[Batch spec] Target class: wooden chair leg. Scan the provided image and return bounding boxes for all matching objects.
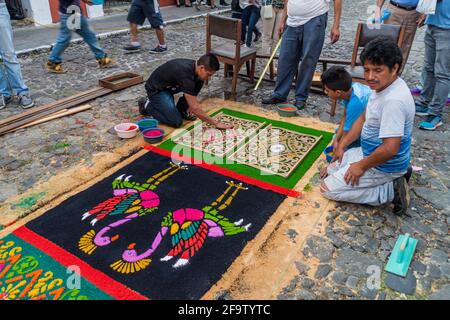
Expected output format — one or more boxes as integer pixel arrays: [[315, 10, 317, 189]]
[[224, 63, 228, 78], [330, 98, 337, 116], [246, 61, 251, 77], [231, 64, 240, 101], [250, 58, 256, 83], [269, 60, 275, 80]]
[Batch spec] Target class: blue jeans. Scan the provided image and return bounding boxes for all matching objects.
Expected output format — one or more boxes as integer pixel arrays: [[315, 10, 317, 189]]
[[146, 91, 189, 128], [241, 5, 261, 47], [273, 13, 327, 103], [416, 25, 450, 117], [49, 13, 106, 63], [0, 4, 29, 98]]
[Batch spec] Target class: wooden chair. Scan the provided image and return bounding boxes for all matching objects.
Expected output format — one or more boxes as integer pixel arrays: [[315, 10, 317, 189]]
[[206, 14, 257, 101], [323, 23, 406, 116]]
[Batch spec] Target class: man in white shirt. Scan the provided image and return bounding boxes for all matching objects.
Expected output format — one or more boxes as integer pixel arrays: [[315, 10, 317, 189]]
[[262, 0, 342, 110], [321, 38, 415, 216]]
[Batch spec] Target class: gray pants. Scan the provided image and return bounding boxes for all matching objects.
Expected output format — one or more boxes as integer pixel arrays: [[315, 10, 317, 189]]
[[417, 25, 450, 117], [322, 148, 403, 206]]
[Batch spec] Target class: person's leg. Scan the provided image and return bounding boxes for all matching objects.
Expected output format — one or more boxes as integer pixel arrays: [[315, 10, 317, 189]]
[[294, 13, 327, 105], [48, 14, 73, 64], [245, 6, 260, 47], [321, 148, 403, 206], [241, 6, 251, 44], [416, 27, 437, 109], [146, 91, 183, 128], [271, 26, 301, 100], [75, 15, 107, 60], [0, 4, 28, 99], [144, 0, 167, 52], [385, 4, 420, 71], [125, 1, 146, 49], [425, 26, 450, 118]]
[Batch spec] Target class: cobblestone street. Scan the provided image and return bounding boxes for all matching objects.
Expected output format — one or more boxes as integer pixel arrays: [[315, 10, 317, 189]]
[[0, 0, 448, 300]]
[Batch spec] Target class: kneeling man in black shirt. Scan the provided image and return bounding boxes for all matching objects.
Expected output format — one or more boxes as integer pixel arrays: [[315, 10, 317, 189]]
[[139, 54, 232, 129]]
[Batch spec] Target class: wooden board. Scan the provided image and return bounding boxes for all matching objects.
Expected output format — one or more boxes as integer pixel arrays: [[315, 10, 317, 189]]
[[98, 72, 143, 91], [230, 125, 322, 178], [172, 112, 265, 157]]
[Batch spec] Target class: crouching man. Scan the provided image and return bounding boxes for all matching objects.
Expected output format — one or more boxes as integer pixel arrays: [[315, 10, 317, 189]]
[[139, 53, 232, 129], [320, 38, 414, 216]]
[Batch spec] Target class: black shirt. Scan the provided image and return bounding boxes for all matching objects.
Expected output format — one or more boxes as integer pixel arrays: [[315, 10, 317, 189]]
[[60, 0, 80, 14], [145, 59, 204, 98]]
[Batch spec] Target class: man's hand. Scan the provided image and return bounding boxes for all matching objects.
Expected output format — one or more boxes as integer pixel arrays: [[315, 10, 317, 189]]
[[344, 162, 365, 186], [330, 24, 340, 44], [331, 146, 344, 164], [320, 165, 329, 179], [332, 139, 339, 152], [417, 14, 426, 27], [215, 122, 234, 130], [278, 21, 285, 38]]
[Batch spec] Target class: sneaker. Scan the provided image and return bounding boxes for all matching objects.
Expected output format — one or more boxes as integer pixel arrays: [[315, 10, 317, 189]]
[[19, 94, 34, 109], [415, 103, 429, 116], [97, 55, 114, 68], [294, 100, 306, 110], [261, 96, 287, 105], [392, 176, 410, 216], [149, 44, 168, 54], [123, 42, 141, 51], [220, 0, 229, 5], [404, 166, 413, 184], [419, 115, 443, 131], [138, 97, 150, 115], [46, 60, 66, 74], [0, 95, 13, 110]]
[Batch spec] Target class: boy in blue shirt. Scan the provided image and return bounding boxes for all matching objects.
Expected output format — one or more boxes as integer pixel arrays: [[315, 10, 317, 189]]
[[321, 66, 372, 152]]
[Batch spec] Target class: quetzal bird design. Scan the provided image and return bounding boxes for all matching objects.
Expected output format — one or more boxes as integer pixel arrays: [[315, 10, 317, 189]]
[[111, 181, 251, 273], [78, 162, 187, 255]]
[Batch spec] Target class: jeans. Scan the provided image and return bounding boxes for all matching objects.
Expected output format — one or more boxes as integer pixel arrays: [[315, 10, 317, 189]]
[[0, 4, 29, 98], [146, 91, 189, 128], [416, 25, 450, 117], [273, 13, 327, 103], [49, 13, 106, 63], [241, 5, 261, 47]]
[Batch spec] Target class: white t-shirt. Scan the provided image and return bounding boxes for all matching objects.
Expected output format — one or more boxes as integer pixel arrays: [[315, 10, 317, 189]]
[[360, 77, 415, 173], [287, 0, 330, 27]]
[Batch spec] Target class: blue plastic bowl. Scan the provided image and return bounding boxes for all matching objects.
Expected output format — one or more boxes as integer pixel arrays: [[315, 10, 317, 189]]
[[138, 118, 159, 132], [90, 0, 104, 5], [324, 146, 334, 163]]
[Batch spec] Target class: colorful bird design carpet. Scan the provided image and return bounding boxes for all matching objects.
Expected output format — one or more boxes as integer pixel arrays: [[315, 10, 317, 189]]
[[3, 150, 286, 300]]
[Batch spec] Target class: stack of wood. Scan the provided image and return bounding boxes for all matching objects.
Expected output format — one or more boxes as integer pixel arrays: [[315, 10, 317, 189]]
[[0, 72, 144, 136]]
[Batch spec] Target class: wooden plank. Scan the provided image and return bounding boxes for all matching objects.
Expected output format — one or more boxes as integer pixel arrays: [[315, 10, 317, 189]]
[[0, 88, 111, 136], [0, 87, 102, 128], [8, 105, 92, 133]]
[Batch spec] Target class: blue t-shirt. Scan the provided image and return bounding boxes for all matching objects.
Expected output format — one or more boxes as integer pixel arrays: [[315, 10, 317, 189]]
[[342, 82, 371, 132], [426, 0, 450, 29], [360, 78, 415, 173]]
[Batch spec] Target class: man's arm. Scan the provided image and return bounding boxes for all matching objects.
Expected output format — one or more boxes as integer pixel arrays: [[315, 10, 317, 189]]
[[333, 110, 365, 162], [330, 0, 342, 44], [376, 0, 386, 8], [344, 137, 401, 186], [184, 94, 233, 129], [278, 0, 289, 36]]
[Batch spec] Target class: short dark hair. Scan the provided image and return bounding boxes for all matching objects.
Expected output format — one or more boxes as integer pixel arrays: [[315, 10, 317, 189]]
[[197, 54, 220, 72], [360, 37, 403, 73], [321, 66, 352, 91]]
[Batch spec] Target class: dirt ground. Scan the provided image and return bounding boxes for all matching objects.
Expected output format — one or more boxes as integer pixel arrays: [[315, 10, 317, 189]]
[[0, 98, 337, 300]]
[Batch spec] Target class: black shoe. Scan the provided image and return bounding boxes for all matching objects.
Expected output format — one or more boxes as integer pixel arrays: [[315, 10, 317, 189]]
[[138, 97, 150, 115], [294, 100, 306, 110], [179, 109, 197, 121], [392, 176, 410, 216], [220, 1, 229, 6], [261, 96, 287, 105], [404, 166, 413, 183]]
